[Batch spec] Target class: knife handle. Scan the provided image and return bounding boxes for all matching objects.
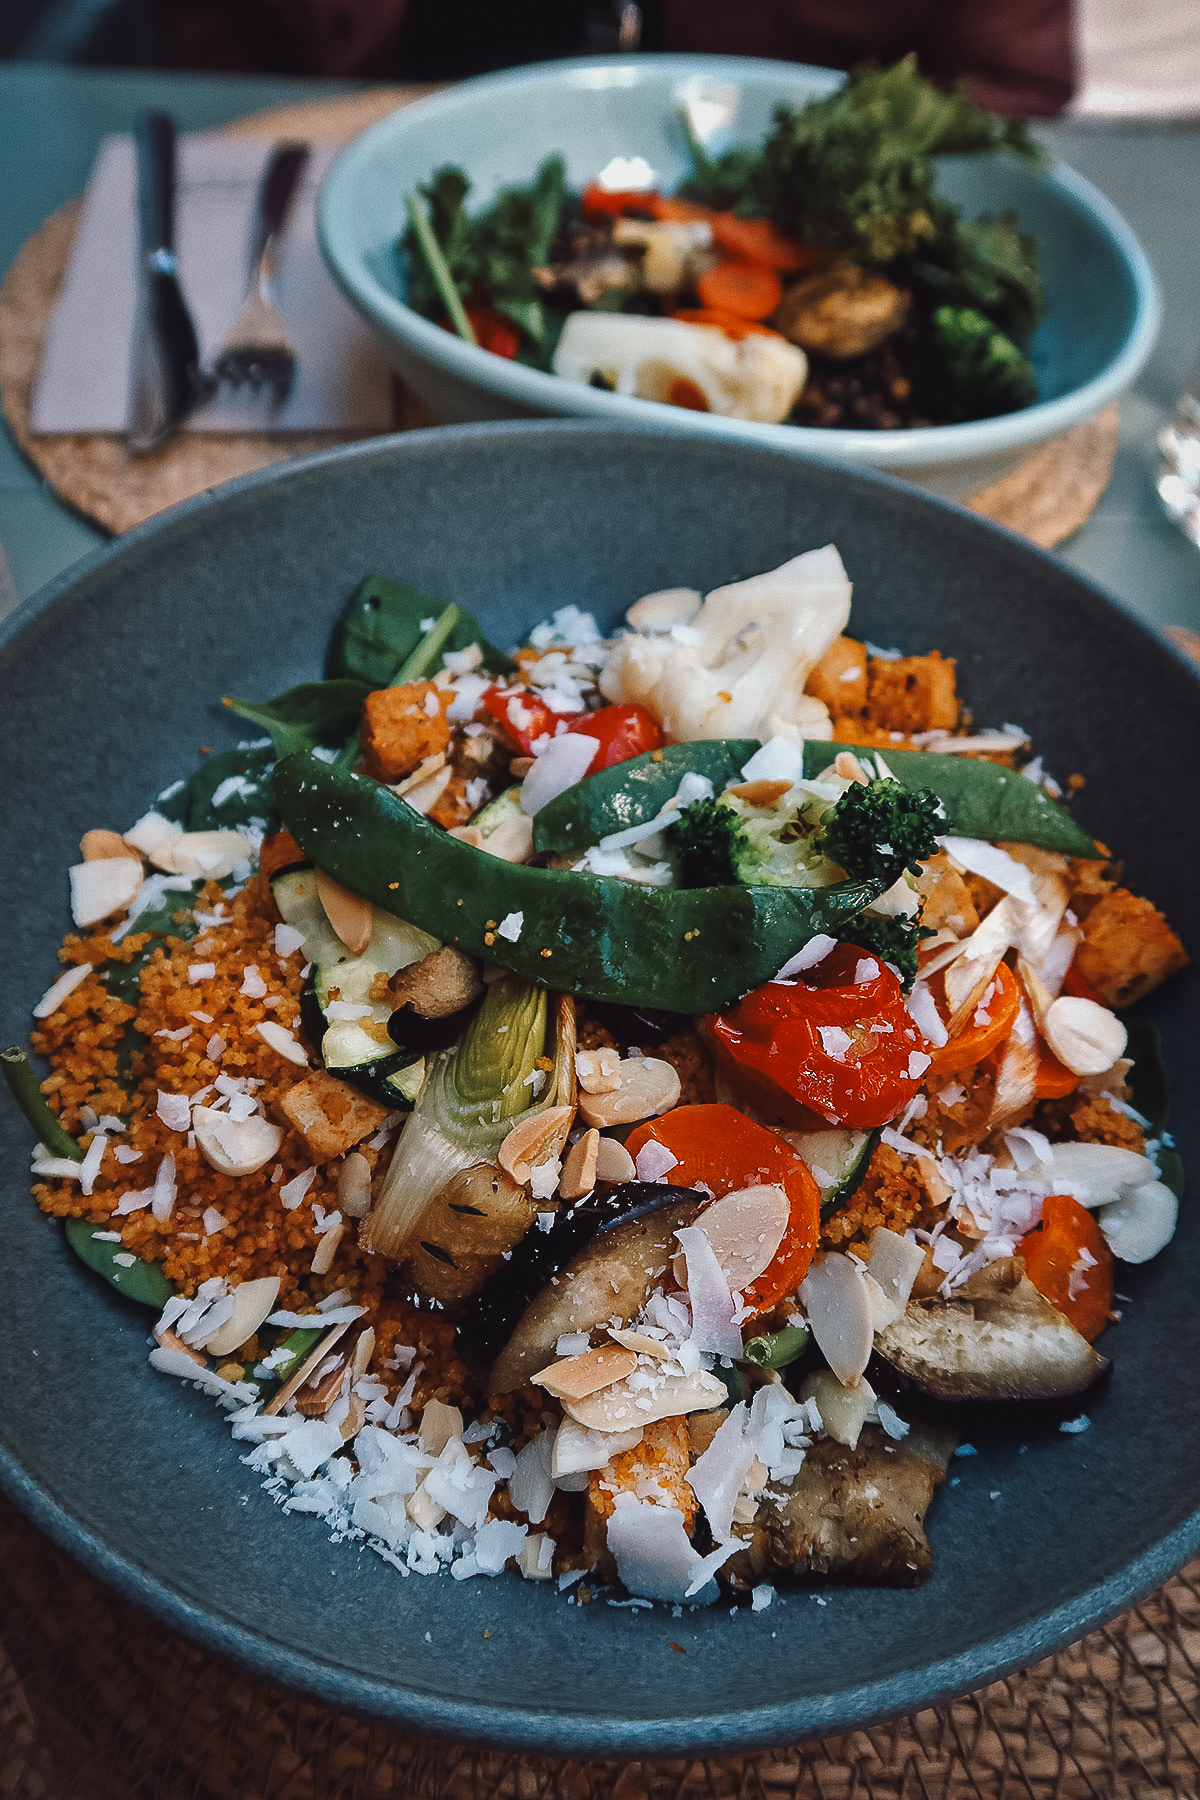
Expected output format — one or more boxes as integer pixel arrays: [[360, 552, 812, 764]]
[[135, 109, 177, 262]]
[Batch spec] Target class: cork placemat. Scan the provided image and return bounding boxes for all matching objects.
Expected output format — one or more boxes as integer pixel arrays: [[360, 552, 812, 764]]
[[2, 1490, 1198, 1800], [0, 84, 1118, 545]]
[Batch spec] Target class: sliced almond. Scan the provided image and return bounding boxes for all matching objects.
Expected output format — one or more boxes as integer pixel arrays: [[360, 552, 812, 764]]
[[395, 751, 447, 797], [833, 751, 870, 785], [800, 1368, 876, 1449], [68, 857, 143, 927], [727, 779, 794, 806], [943, 954, 1004, 1034], [203, 1275, 282, 1357], [80, 828, 132, 861], [407, 1481, 446, 1530], [419, 1398, 464, 1455], [339, 1392, 367, 1441], [316, 870, 373, 956], [193, 1106, 283, 1177], [498, 1104, 576, 1185], [607, 1327, 670, 1361], [294, 1357, 349, 1416], [337, 1151, 373, 1219], [1043, 995, 1127, 1077], [694, 1183, 790, 1291], [149, 830, 251, 880], [799, 1253, 875, 1387], [153, 1324, 205, 1365], [559, 1128, 600, 1199], [864, 1227, 926, 1324], [577, 1057, 681, 1129], [351, 1326, 376, 1381], [262, 1319, 352, 1415], [311, 1216, 346, 1276], [594, 1137, 637, 1184], [562, 1368, 726, 1432], [401, 763, 454, 817], [531, 1345, 638, 1401], [575, 1047, 621, 1095], [1099, 1180, 1178, 1263]]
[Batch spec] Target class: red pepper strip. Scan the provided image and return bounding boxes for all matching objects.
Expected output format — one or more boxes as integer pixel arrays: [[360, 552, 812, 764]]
[[581, 182, 659, 221], [624, 1103, 821, 1314], [705, 942, 931, 1130], [1018, 1193, 1114, 1341], [464, 305, 521, 360]]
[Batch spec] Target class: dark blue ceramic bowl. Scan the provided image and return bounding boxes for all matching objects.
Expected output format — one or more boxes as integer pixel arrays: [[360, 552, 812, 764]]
[[0, 424, 1196, 1758]]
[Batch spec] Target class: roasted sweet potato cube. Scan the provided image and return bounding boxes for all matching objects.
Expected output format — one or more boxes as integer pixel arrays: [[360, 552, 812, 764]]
[[583, 1415, 696, 1579], [866, 651, 959, 734], [1073, 888, 1189, 1009], [277, 1069, 392, 1161], [807, 634, 868, 715], [360, 681, 449, 783]]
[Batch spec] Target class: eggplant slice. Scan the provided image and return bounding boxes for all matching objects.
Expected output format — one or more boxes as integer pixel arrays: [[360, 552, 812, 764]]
[[874, 1258, 1109, 1402], [722, 1422, 956, 1589]]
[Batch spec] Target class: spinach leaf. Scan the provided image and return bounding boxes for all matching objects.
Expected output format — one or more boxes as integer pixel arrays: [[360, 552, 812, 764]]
[[186, 742, 279, 831], [222, 680, 371, 761], [328, 574, 512, 685], [64, 1219, 173, 1309]]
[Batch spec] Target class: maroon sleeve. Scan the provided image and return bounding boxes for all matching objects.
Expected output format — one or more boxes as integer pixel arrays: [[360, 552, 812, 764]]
[[658, 0, 1075, 117]]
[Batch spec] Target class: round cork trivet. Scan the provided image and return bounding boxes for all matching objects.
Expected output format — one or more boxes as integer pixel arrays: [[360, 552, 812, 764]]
[[0, 85, 1118, 542], [2, 1492, 1198, 1800]]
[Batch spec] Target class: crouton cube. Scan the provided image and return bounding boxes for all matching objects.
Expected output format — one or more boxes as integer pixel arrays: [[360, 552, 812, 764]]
[[361, 681, 449, 783], [277, 1069, 393, 1161], [1073, 888, 1189, 1009], [807, 635, 868, 714], [866, 651, 959, 734]]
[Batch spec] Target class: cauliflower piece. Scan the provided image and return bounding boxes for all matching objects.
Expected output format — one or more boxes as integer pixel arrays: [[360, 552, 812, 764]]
[[598, 546, 851, 743], [552, 313, 807, 425]]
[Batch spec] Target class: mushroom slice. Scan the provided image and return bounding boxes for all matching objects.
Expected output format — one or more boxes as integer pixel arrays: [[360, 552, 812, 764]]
[[874, 1258, 1108, 1401]]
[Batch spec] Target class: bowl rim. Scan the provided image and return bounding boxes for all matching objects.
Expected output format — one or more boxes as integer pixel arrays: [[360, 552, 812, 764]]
[[1, 418, 1198, 1759], [316, 52, 1162, 469]]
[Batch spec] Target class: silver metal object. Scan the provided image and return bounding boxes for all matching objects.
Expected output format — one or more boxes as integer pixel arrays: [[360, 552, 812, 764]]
[[1156, 358, 1200, 547], [206, 141, 310, 404], [126, 110, 203, 456]]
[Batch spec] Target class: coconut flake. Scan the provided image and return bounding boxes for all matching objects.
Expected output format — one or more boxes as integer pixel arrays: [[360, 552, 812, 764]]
[[674, 1224, 743, 1359], [773, 936, 837, 983], [32, 962, 93, 1018]]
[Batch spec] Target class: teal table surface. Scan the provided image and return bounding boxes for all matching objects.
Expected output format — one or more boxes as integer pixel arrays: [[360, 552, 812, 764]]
[[1, 63, 1198, 632]]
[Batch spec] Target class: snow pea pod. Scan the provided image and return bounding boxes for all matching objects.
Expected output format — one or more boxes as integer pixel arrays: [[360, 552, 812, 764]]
[[273, 753, 884, 1013], [532, 738, 1097, 858]]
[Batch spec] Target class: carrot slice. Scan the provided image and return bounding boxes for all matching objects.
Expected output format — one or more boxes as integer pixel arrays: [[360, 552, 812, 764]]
[[710, 212, 820, 272], [696, 258, 784, 322], [648, 193, 715, 224], [259, 829, 310, 885], [581, 181, 656, 222], [1034, 1042, 1080, 1100], [624, 1103, 821, 1315], [1019, 1193, 1114, 1341], [925, 961, 1022, 1081], [670, 307, 784, 341]]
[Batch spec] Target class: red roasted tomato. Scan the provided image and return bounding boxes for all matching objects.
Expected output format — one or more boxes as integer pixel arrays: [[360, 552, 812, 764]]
[[705, 941, 932, 1129]]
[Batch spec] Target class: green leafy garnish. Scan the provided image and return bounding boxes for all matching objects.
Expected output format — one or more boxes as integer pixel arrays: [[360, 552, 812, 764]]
[[329, 574, 512, 687], [2, 1044, 82, 1160], [909, 305, 1037, 423], [64, 1219, 173, 1309], [222, 680, 370, 761]]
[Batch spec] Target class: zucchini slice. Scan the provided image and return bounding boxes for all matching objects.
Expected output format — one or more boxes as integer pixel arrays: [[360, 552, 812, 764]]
[[272, 869, 436, 1096], [788, 1127, 879, 1212]]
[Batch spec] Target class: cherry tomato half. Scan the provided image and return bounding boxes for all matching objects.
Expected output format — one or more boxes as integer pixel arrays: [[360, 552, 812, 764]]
[[481, 686, 571, 755], [565, 703, 663, 773], [624, 1103, 821, 1314], [705, 942, 931, 1130]]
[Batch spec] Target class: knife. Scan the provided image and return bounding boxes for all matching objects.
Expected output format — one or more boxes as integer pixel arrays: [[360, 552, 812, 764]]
[[126, 110, 203, 456]]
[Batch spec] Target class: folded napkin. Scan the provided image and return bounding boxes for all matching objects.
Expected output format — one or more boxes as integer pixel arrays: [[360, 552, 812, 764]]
[[32, 133, 393, 435]]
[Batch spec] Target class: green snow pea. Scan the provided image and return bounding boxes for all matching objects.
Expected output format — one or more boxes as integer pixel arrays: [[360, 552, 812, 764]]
[[64, 1220, 174, 1309], [532, 738, 1098, 859], [273, 753, 884, 1014]]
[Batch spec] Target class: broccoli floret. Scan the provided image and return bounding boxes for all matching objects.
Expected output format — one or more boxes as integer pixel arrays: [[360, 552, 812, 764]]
[[838, 915, 935, 991], [910, 305, 1037, 424], [821, 776, 944, 885], [675, 798, 749, 887]]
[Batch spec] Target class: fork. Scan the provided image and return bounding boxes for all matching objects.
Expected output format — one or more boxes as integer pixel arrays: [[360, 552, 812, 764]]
[[206, 141, 310, 404]]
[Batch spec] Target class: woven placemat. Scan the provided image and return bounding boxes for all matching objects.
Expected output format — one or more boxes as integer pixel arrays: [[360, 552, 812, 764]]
[[0, 87, 1118, 545], [2, 1490, 1198, 1800]]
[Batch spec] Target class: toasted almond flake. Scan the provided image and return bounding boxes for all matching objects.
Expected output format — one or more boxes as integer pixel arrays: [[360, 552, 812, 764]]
[[351, 1326, 376, 1381], [256, 1020, 309, 1066], [594, 1137, 637, 1184], [68, 857, 143, 928], [799, 1253, 874, 1386], [575, 1047, 621, 1095], [193, 1106, 284, 1176], [203, 1276, 282, 1356], [833, 751, 870, 785], [80, 828, 131, 861], [727, 778, 794, 806], [1043, 995, 1127, 1077], [401, 763, 455, 817], [578, 1057, 681, 1129], [532, 1345, 638, 1401], [498, 1104, 575, 1184], [32, 961, 93, 1018], [262, 1320, 352, 1415], [311, 1216, 346, 1275], [607, 1327, 670, 1361], [559, 1128, 600, 1199], [419, 1398, 464, 1455], [563, 1369, 726, 1431], [395, 751, 447, 796], [315, 870, 373, 956], [337, 1150, 373, 1218], [694, 1183, 790, 1291]]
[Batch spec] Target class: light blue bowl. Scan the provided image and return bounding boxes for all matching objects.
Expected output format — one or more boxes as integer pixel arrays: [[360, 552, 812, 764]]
[[318, 55, 1161, 500]]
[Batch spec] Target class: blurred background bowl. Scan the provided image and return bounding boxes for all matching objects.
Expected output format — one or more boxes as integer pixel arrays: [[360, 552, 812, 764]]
[[317, 54, 1161, 500]]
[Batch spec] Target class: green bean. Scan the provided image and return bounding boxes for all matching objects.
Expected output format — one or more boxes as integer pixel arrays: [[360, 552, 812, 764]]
[[2, 1045, 83, 1161]]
